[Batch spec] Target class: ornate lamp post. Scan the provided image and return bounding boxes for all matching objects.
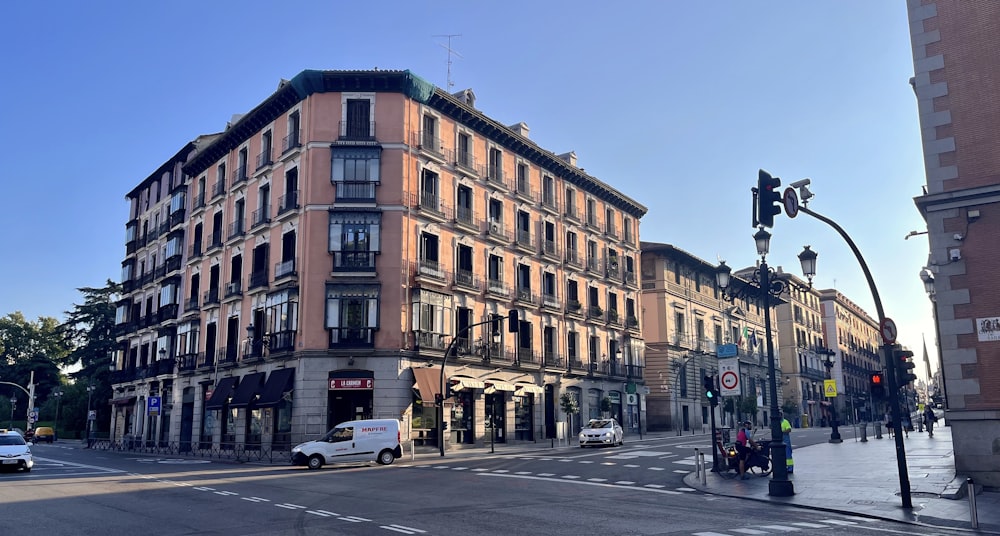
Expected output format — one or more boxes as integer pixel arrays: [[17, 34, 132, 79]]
[[818, 348, 842, 443], [920, 269, 948, 411], [717, 229, 814, 497], [86, 384, 96, 448]]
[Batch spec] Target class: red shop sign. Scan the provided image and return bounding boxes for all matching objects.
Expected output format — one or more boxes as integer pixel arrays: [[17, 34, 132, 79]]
[[329, 378, 374, 390]]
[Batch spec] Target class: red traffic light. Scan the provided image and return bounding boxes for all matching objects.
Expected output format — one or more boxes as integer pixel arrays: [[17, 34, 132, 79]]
[[871, 373, 883, 385]]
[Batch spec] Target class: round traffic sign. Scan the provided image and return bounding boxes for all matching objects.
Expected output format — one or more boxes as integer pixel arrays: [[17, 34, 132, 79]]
[[721, 370, 739, 390], [880, 317, 898, 344], [783, 187, 800, 218]]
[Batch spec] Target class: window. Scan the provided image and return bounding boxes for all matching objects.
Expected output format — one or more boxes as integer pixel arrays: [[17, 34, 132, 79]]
[[456, 185, 473, 223], [542, 271, 556, 299], [568, 331, 578, 361], [488, 147, 503, 180], [281, 167, 299, 214], [257, 131, 273, 169], [455, 243, 475, 287], [587, 240, 599, 271], [160, 282, 178, 306], [566, 279, 580, 304], [276, 230, 296, 277], [605, 207, 616, 236], [216, 163, 227, 193], [565, 187, 577, 218], [543, 326, 556, 360], [516, 210, 531, 246], [266, 289, 298, 351], [420, 232, 440, 274], [586, 198, 596, 226], [332, 147, 381, 201], [488, 198, 504, 224], [344, 99, 372, 139], [542, 221, 556, 256], [516, 163, 529, 196], [284, 110, 301, 151], [250, 243, 269, 289], [420, 169, 439, 211], [457, 132, 472, 167], [330, 212, 381, 270], [411, 289, 451, 349], [542, 175, 555, 207], [237, 148, 248, 181], [421, 114, 438, 150], [517, 263, 532, 300], [487, 254, 505, 294], [326, 284, 380, 346]]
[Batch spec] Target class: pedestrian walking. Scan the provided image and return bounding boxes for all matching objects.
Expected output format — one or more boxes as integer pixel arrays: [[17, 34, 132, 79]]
[[924, 406, 938, 437], [885, 412, 894, 438]]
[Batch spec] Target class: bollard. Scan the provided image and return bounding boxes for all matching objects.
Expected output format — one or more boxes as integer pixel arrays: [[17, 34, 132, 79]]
[[968, 478, 978, 528], [699, 452, 707, 485], [410, 440, 415, 461], [860, 422, 868, 442], [694, 448, 701, 478], [875, 422, 883, 439]]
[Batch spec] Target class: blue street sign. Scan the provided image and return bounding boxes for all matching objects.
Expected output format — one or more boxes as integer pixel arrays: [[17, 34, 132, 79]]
[[147, 396, 161, 416], [717, 344, 738, 358]]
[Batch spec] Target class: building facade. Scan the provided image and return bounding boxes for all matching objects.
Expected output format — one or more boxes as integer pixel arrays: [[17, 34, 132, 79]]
[[640, 243, 775, 433], [111, 70, 647, 453], [818, 289, 882, 425], [908, 0, 1000, 485], [774, 274, 827, 428]]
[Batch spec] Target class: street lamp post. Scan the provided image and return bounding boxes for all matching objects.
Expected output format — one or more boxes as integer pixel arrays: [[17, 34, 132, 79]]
[[0, 371, 35, 432], [818, 349, 842, 443], [86, 384, 96, 448], [8, 397, 15, 428], [717, 229, 813, 497], [920, 269, 948, 412], [53, 389, 64, 441]]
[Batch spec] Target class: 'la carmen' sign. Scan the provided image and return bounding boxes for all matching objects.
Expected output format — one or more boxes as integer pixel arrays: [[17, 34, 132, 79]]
[[329, 378, 374, 390]]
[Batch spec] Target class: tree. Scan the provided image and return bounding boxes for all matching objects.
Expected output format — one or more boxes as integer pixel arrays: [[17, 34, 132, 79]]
[[560, 392, 580, 441], [0, 312, 67, 404]]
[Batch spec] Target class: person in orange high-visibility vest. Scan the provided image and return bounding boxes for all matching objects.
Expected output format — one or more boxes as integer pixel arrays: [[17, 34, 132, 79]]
[[780, 411, 794, 474]]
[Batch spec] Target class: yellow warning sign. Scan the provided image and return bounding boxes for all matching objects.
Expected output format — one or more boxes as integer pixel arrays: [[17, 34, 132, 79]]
[[823, 379, 838, 398]]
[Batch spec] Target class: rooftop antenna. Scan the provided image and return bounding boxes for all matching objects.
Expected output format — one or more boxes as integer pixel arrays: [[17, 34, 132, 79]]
[[434, 34, 462, 89]]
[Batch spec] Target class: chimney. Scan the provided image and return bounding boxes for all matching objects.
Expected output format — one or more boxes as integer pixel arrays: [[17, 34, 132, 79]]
[[226, 114, 245, 130], [509, 122, 530, 139], [558, 151, 578, 167], [452, 88, 476, 108]]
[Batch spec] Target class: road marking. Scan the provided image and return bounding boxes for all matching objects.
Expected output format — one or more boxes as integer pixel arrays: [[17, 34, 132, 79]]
[[275, 503, 306, 509], [657, 454, 677, 459], [676, 487, 696, 492], [759, 525, 801, 531], [624, 464, 640, 468], [673, 459, 697, 465], [644, 484, 665, 489], [587, 478, 607, 482], [339, 516, 370, 523], [382, 525, 427, 534], [515, 471, 532, 475], [600, 462, 617, 466], [817, 519, 857, 526], [433, 465, 449, 469], [193, 486, 215, 491], [451, 467, 467, 471], [693, 532, 733, 536], [730, 529, 769, 535], [214, 491, 238, 496], [648, 467, 665, 471], [492, 469, 509, 473], [307, 510, 338, 517], [578, 460, 594, 464], [559, 459, 573, 462], [538, 473, 555, 477], [791, 522, 828, 528], [242, 497, 270, 503], [615, 480, 635, 485], [472, 468, 489, 472], [480, 472, 683, 494]]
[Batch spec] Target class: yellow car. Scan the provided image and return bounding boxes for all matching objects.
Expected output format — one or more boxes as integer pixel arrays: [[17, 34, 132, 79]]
[[32, 427, 55, 443]]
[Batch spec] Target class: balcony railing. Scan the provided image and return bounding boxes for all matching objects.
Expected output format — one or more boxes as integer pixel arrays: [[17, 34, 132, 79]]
[[212, 180, 226, 198], [329, 327, 376, 348], [249, 269, 268, 290], [203, 288, 220, 306], [224, 281, 242, 299], [334, 180, 377, 202], [278, 191, 299, 215], [252, 205, 271, 228], [334, 251, 376, 271], [256, 150, 273, 170], [454, 268, 481, 291], [339, 120, 375, 141], [232, 165, 248, 185], [275, 258, 296, 279], [282, 130, 302, 153], [228, 221, 245, 240]]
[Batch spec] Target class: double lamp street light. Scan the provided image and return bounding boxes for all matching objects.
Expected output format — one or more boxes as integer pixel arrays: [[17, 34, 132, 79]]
[[716, 228, 817, 498]]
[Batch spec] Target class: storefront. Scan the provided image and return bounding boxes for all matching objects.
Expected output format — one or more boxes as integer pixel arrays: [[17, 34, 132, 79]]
[[327, 370, 374, 428]]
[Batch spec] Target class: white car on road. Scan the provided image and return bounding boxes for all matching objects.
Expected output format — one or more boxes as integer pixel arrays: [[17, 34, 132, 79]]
[[579, 418, 624, 447], [0, 429, 34, 472]]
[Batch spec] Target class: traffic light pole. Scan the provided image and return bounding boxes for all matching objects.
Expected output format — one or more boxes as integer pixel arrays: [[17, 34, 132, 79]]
[[798, 205, 912, 509]]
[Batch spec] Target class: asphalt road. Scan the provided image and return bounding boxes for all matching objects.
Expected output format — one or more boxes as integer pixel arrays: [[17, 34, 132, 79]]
[[0, 428, 954, 536]]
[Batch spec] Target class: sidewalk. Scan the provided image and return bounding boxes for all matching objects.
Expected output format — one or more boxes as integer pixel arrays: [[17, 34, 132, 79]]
[[682, 424, 1000, 533]]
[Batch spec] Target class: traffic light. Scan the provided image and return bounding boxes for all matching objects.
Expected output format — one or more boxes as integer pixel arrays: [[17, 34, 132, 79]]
[[892, 345, 917, 387], [703, 375, 719, 406], [508, 309, 519, 333], [756, 169, 782, 228], [870, 372, 886, 399]]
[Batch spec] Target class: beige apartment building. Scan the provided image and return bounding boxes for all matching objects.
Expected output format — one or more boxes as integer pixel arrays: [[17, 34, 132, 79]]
[[818, 289, 882, 425], [640, 243, 775, 432], [773, 273, 827, 429], [111, 69, 647, 453]]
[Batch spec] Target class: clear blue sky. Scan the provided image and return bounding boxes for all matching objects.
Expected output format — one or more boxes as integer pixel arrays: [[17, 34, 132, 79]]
[[0, 1, 936, 378]]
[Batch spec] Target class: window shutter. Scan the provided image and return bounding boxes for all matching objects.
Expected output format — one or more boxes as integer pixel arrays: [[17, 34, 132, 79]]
[[332, 157, 344, 181], [329, 223, 342, 251], [326, 297, 340, 329]]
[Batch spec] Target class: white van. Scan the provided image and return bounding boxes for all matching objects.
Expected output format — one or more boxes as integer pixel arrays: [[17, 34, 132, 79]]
[[291, 419, 403, 469]]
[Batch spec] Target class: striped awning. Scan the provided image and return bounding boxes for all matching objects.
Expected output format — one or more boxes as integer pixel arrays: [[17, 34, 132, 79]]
[[450, 377, 486, 391], [514, 384, 544, 395], [484, 380, 516, 394]]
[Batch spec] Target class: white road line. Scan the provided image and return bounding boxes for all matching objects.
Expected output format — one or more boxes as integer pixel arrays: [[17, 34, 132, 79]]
[[433, 465, 449, 469], [517, 457, 534, 460], [515, 471, 532, 475], [451, 467, 468, 471], [559, 459, 573, 462], [578, 460, 594, 464], [674, 470, 689, 473], [587, 478, 607, 482], [492, 469, 509, 473], [790, 522, 828, 528], [648, 467, 665, 471], [644, 484, 665, 489], [730, 529, 770, 535], [214, 491, 238, 496], [172, 481, 192, 486], [193, 486, 215, 491], [601, 462, 616, 466], [380, 526, 414, 534], [472, 468, 489, 472], [839, 516, 876, 522], [339, 516, 370, 523], [538, 473, 555, 477], [307, 510, 339, 517], [538, 457, 554, 461], [384, 525, 426, 534], [480, 473, 683, 495], [624, 464, 640, 468], [816, 520, 858, 526], [676, 487, 696, 492], [275, 503, 306, 510], [241, 497, 270, 503], [759, 525, 801, 532], [658, 454, 677, 459], [615, 480, 635, 485]]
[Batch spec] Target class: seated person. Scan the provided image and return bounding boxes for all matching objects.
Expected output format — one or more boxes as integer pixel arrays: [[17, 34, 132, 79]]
[[735, 420, 758, 480]]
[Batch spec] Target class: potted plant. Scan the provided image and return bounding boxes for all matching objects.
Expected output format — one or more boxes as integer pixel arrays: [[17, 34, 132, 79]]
[[567, 300, 582, 311], [600, 396, 612, 417], [560, 393, 580, 444]]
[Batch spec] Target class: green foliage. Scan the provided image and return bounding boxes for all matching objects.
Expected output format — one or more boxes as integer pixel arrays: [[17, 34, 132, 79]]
[[781, 400, 800, 417], [738, 395, 758, 416], [600, 396, 612, 412], [560, 392, 579, 415]]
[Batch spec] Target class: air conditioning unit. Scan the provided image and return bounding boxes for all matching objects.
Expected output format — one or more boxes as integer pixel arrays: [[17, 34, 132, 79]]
[[490, 221, 500, 233]]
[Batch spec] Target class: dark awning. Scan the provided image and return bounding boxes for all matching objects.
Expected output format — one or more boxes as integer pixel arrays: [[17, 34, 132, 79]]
[[411, 366, 441, 402], [257, 368, 296, 408], [110, 396, 136, 406], [229, 372, 266, 409], [204, 376, 239, 410]]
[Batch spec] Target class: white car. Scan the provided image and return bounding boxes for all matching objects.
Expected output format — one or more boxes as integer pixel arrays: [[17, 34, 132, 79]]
[[579, 418, 624, 447], [0, 429, 34, 472]]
